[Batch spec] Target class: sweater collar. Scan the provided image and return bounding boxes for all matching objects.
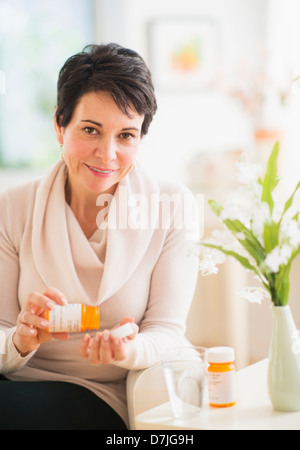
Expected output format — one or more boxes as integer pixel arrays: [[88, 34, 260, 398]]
[[32, 160, 160, 305]]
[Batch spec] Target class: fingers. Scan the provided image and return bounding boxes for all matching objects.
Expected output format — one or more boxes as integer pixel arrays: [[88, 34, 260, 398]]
[[89, 332, 116, 365], [17, 296, 49, 338], [127, 323, 139, 340], [100, 331, 126, 364], [23, 291, 55, 315], [79, 318, 139, 366], [23, 289, 67, 316], [80, 330, 128, 366], [90, 333, 103, 365], [42, 287, 68, 306], [51, 332, 70, 340], [79, 334, 91, 358], [17, 311, 49, 336], [21, 288, 68, 327], [14, 288, 69, 355], [112, 336, 127, 360], [79, 332, 102, 365], [119, 316, 134, 325]]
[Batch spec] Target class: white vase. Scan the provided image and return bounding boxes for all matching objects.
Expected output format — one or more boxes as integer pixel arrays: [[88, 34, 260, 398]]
[[268, 305, 300, 411]]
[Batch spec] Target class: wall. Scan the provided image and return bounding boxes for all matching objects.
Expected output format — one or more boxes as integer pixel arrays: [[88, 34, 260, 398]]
[[95, 0, 268, 184]]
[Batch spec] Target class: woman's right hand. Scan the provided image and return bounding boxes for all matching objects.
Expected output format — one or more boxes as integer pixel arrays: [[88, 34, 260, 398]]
[[13, 287, 69, 357]]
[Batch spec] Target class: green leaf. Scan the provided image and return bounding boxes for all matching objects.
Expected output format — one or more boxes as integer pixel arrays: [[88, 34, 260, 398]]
[[274, 263, 291, 306], [263, 221, 279, 253], [208, 198, 266, 265], [223, 218, 266, 265], [273, 246, 300, 305], [208, 199, 223, 216], [261, 141, 280, 214], [201, 242, 264, 281], [278, 181, 300, 225]]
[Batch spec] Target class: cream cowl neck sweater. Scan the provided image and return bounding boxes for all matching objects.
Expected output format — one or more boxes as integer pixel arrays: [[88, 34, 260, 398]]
[[0, 160, 199, 426]]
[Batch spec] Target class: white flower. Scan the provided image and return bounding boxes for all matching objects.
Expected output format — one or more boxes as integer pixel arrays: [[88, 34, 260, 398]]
[[238, 286, 270, 304], [210, 229, 236, 247], [249, 201, 270, 243], [198, 246, 227, 276], [281, 220, 300, 248], [219, 186, 270, 244], [198, 258, 219, 276], [220, 195, 251, 228], [264, 244, 293, 273], [236, 157, 263, 187], [271, 190, 285, 222]]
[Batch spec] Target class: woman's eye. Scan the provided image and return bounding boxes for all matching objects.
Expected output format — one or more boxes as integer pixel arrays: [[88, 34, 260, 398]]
[[84, 127, 97, 135], [120, 132, 134, 140]]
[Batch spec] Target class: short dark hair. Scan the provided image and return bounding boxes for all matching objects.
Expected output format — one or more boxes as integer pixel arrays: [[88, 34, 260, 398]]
[[55, 43, 157, 136]]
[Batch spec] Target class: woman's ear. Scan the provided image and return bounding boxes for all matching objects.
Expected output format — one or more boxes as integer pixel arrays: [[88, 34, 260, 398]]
[[53, 108, 64, 145]]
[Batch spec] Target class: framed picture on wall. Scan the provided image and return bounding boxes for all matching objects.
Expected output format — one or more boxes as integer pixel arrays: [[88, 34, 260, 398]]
[[147, 17, 220, 91]]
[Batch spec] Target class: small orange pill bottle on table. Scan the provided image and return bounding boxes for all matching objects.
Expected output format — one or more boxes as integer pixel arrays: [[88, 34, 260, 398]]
[[207, 347, 236, 408], [45, 304, 100, 333]]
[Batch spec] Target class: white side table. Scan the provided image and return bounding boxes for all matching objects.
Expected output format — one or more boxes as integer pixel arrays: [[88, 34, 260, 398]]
[[134, 359, 300, 430]]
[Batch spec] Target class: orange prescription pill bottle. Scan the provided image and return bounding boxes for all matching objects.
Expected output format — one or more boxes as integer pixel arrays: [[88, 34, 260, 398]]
[[207, 347, 236, 408], [45, 304, 100, 333]]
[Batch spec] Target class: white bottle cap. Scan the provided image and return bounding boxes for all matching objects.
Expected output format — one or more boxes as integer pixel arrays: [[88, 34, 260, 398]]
[[207, 346, 235, 363], [110, 323, 134, 339]]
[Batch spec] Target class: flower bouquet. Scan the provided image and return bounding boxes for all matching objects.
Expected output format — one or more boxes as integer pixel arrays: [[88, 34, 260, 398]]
[[199, 142, 300, 307], [199, 142, 300, 411]]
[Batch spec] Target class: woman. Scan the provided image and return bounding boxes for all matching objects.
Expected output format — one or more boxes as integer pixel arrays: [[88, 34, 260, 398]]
[[0, 43, 199, 430]]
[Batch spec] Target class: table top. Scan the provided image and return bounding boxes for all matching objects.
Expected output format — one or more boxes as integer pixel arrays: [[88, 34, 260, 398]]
[[135, 359, 300, 430]]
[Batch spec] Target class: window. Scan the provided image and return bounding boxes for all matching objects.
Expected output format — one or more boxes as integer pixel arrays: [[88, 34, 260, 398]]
[[0, 0, 94, 168]]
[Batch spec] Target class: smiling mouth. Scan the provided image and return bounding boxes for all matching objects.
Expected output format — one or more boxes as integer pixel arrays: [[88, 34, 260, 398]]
[[86, 164, 116, 174]]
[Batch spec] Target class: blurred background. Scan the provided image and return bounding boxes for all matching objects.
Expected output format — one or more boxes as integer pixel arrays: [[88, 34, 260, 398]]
[[1, 0, 300, 368]]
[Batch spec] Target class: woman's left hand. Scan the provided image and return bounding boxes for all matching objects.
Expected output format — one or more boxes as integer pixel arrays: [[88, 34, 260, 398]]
[[79, 317, 139, 365]]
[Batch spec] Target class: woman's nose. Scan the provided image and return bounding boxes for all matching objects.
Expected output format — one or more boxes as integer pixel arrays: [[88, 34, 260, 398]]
[[95, 137, 117, 163]]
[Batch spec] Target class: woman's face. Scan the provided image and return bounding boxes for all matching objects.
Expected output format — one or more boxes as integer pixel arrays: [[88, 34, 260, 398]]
[[55, 91, 144, 199]]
